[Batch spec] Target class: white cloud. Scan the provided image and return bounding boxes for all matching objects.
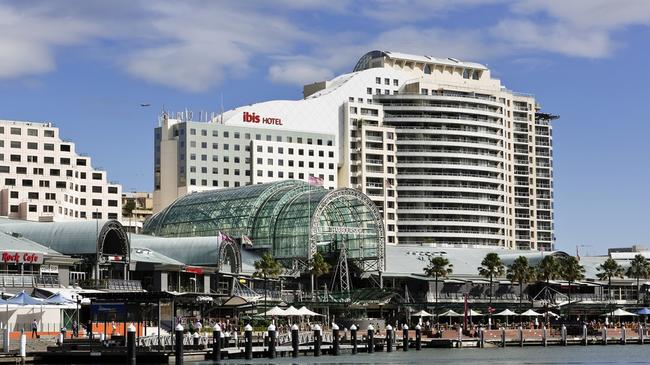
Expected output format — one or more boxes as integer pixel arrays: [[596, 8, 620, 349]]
[[0, 4, 101, 78], [268, 63, 334, 85]]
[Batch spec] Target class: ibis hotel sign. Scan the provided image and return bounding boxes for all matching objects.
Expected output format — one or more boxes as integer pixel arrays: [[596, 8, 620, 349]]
[[242, 112, 283, 126], [1, 251, 44, 264]]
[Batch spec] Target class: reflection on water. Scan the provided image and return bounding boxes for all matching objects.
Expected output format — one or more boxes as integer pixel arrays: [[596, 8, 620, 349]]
[[191, 346, 650, 365]]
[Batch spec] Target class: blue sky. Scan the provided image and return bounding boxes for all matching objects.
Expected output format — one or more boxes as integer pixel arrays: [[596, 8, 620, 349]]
[[1, 0, 649, 254]]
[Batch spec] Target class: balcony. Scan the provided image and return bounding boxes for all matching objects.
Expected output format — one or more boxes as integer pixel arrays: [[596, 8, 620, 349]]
[[80, 279, 143, 292]]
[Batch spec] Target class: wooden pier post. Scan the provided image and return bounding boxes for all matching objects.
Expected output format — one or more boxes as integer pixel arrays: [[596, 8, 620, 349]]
[[561, 325, 567, 346], [542, 326, 547, 347], [415, 324, 421, 351], [313, 324, 322, 357], [268, 324, 276, 359], [602, 327, 607, 346], [212, 324, 221, 362], [127, 324, 136, 365], [332, 323, 340, 356], [403, 324, 409, 351], [351, 324, 358, 354], [244, 324, 253, 360], [367, 324, 375, 353], [291, 324, 299, 358], [174, 324, 184, 365], [501, 327, 506, 348], [386, 325, 393, 352]]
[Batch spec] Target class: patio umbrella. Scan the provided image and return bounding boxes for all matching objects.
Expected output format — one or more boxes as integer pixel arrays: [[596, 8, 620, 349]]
[[7, 291, 43, 306], [44, 293, 75, 305], [468, 309, 483, 316], [264, 306, 287, 316], [438, 309, 462, 325], [412, 309, 433, 317], [520, 309, 542, 317], [297, 306, 322, 316], [493, 309, 518, 326], [602, 308, 638, 317], [284, 306, 302, 316]]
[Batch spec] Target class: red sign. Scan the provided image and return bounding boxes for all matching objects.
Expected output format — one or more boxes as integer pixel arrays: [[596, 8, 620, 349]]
[[1, 251, 44, 264], [242, 112, 282, 126], [184, 266, 204, 275]]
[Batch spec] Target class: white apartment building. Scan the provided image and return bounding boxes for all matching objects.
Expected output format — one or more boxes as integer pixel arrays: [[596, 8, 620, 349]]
[[154, 50, 555, 250], [0, 120, 122, 222]]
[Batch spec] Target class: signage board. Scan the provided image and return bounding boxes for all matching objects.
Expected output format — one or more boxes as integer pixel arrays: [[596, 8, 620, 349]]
[[242, 112, 283, 126], [1, 251, 44, 264]]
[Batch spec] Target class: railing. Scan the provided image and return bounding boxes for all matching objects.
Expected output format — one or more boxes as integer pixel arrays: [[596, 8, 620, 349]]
[[0, 274, 59, 288]]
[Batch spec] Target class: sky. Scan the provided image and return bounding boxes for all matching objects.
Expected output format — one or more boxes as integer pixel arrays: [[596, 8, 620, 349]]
[[1, 0, 650, 254]]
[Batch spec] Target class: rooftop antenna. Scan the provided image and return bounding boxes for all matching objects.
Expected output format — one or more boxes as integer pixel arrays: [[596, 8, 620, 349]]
[[220, 93, 224, 124]]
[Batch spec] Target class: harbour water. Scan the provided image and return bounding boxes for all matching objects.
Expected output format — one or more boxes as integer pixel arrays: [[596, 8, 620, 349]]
[[193, 346, 649, 365]]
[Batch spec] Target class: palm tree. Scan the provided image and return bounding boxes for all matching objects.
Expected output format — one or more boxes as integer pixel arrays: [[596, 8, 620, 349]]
[[423, 256, 453, 308], [597, 258, 624, 301], [627, 254, 650, 304], [253, 253, 283, 318], [507, 256, 535, 312], [478, 253, 505, 305], [537, 255, 561, 289], [310, 252, 331, 298], [559, 256, 585, 314]]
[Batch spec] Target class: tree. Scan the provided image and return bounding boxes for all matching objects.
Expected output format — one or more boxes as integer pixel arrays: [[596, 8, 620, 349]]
[[478, 253, 505, 304], [123, 200, 136, 217], [310, 252, 331, 296], [627, 254, 650, 304], [506, 256, 535, 311], [597, 258, 624, 301], [559, 256, 585, 312], [537, 255, 561, 288], [253, 253, 283, 318], [423, 256, 453, 308]]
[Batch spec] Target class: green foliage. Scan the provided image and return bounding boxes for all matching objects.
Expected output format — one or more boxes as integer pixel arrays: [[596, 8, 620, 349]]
[[310, 252, 331, 279], [626, 254, 650, 281], [424, 256, 453, 279], [478, 252, 505, 280], [123, 200, 136, 216], [253, 253, 283, 279], [596, 257, 624, 282], [560, 256, 585, 283], [537, 255, 561, 283], [507, 256, 535, 286]]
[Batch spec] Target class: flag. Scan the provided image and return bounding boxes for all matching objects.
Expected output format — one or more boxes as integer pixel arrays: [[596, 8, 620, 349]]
[[242, 235, 253, 248], [219, 231, 235, 243], [308, 175, 324, 187], [385, 178, 394, 189]]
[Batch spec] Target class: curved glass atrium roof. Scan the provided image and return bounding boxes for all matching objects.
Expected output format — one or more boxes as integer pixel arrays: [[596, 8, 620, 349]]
[[143, 180, 385, 272]]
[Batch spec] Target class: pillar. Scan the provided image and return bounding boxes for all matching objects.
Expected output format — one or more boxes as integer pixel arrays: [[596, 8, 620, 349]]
[[291, 324, 299, 358], [350, 324, 358, 354], [367, 324, 375, 353], [267, 324, 276, 359], [127, 324, 136, 365], [212, 324, 221, 362], [402, 324, 409, 351], [386, 324, 393, 352], [332, 323, 340, 356], [415, 324, 421, 351], [313, 324, 322, 357], [244, 324, 253, 360], [174, 324, 184, 365]]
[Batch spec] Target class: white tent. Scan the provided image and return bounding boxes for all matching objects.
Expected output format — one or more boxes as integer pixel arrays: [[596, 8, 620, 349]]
[[413, 309, 433, 317], [264, 306, 287, 316], [284, 306, 302, 316], [438, 309, 462, 317], [602, 308, 638, 317], [493, 309, 519, 316], [520, 309, 542, 316], [467, 309, 483, 316], [297, 306, 322, 316]]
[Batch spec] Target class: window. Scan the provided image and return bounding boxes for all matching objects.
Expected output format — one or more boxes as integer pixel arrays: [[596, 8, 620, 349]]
[[80, 185, 86, 192], [375, 77, 381, 84], [108, 186, 118, 194], [5, 178, 15, 185], [224, 131, 229, 138], [384, 78, 390, 85], [393, 79, 398, 86], [108, 213, 118, 220], [44, 157, 54, 164], [10, 191, 18, 198], [463, 69, 470, 79], [421, 88, 428, 95], [10, 141, 20, 148], [16, 167, 26, 174], [27, 128, 37, 136], [27, 142, 37, 149], [10, 155, 20, 162], [201, 129, 207, 136], [50, 169, 60, 176], [267, 171, 273, 177], [234, 132, 240, 139], [92, 212, 102, 219], [92, 199, 102, 206], [10, 127, 21, 135], [108, 200, 118, 207], [28, 192, 38, 199], [190, 128, 196, 135], [60, 158, 70, 165], [44, 130, 54, 137], [92, 173, 102, 180], [60, 144, 71, 152], [39, 180, 49, 187], [44, 143, 54, 151], [27, 155, 37, 163], [22, 179, 33, 187], [56, 181, 66, 188], [92, 186, 102, 193], [76, 158, 87, 166], [10, 205, 18, 213], [0, 166, 8, 173], [424, 64, 431, 74]]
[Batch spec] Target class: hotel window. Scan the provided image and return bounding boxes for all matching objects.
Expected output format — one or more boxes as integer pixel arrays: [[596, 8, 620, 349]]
[[224, 131, 229, 138], [384, 78, 390, 85], [212, 130, 218, 137], [223, 156, 229, 163], [375, 77, 381, 84], [60, 144, 71, 152], [10, 155, 20, 162], [92, 186, 102, 193], [10, 127, 21, 135], [393, 79, 398, 86], [424, 64, 431, 74], [245, 133, 250, 139], [421, 89, 428, 95], [201, 129, 207, 136], [366, 88, 372, 95], [267, 146, 273, 153], [27, 129, 38, 136], [10, 141, 20, 148], [463, 69, 471, 79], [267, 171, 273, 177], [190, 129, 196, 135], [234, 132, 240, 139], [376, 88, 381, 95]]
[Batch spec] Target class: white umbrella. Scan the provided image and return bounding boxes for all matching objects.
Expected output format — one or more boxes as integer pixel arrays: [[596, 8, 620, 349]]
[[284, 306, 302, 316], [264, 306, 287, 316], [438, 309, 462, 317], [520, 309, 542, 317], [494, 309, 519, 316], [297, 306, 322, 316], [468, 309, 483, 316], [602, 308, 638, 317], [413, 309, 433, 317]]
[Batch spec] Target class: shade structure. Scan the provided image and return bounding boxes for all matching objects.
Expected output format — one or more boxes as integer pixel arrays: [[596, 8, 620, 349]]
[[602, 308, 638, 317], [520, 309, 542, 317], [283, 306, 302, 316], [413, 309, 433, 317], [438, 309, 462, 317], [264, 306, 287, 316], [44, 293, 75, 305], [467, 309, 483, 316], [493, 309, 519, 316], [297, 306, 322, 316], [637, 308, 650, 315], [7, 291, 43, 306]]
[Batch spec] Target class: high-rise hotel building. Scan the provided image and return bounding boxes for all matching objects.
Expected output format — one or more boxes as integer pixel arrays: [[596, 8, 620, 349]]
[[0, 120, 122, 222], [154, 50, 556, 250]]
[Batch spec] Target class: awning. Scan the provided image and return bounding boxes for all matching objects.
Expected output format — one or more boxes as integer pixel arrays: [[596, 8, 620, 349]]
[[494, 309, 518, 316], [520, 309, 542, 316], [602, 308, 638, 317], [412, 309, 433, 317], [264, 306, 287, 316]]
